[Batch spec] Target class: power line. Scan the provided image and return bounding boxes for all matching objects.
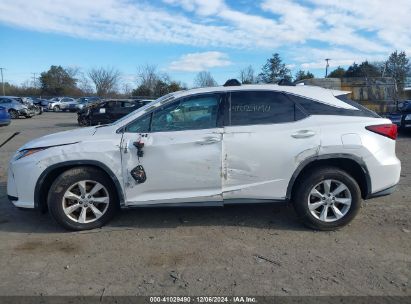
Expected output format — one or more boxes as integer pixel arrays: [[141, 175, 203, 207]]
[[0, 68, 5, 96]]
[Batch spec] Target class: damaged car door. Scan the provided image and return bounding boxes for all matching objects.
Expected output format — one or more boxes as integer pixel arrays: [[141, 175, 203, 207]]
[[120, 93, 224, 205], [223, 90, 320, 201]]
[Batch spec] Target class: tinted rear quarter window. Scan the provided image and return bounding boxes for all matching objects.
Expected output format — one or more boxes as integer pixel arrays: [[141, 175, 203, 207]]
[[230, 91, 302, 126], [288, 94, 379, 118]]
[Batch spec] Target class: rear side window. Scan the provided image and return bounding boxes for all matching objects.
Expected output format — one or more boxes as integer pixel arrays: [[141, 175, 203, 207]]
[[122, 102, 135, 108], [289, 94, 379, 118], [229, 91, 304, 126], [335, 94, 380, 117]]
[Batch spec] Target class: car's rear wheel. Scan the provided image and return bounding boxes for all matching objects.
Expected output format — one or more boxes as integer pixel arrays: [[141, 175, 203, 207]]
[[53, 105, 60, 112], [293, 167, 361, 230], [47, 167, 118, 231], [9, 109, 18, 119]]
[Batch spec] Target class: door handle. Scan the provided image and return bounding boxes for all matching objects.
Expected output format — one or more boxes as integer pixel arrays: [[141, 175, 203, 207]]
[[196, 136, 221, 145], [291, 130, 316, 138]]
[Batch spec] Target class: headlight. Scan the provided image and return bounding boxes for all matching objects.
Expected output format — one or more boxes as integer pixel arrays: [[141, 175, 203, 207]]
[[14, 148, 48, 160]]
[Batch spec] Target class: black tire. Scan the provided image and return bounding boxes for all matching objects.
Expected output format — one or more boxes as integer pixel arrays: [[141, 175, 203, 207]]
[[78, 118, 88, 126], [292, 167, 361, 230], [47, 167, 119, 231], [9, 109, 18, 119]]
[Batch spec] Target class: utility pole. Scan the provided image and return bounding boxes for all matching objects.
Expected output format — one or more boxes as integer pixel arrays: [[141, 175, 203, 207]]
[[325, 59, 331, 77], [32, 72, 37, 88], [0, 68, 5, 96]]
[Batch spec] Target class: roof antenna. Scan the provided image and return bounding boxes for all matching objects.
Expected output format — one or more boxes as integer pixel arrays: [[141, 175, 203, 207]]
[[224, 79, 241, 86]]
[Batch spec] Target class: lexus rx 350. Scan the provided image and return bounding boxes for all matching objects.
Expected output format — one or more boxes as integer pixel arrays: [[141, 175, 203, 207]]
[[7, 84, 401, 231]]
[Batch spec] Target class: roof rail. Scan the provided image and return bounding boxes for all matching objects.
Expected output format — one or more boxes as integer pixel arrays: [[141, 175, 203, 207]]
[[224, 79, 241, 86]]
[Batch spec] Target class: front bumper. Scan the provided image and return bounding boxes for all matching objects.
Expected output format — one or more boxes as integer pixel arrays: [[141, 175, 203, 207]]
[[0, 119, 11, 126], [7, 162, 36, 209], [18, 108, 34, 117]]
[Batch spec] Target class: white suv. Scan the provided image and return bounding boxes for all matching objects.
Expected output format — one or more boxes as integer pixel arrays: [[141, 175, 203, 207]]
[[7, 84, 401, 231], [47, 97, 76, 111]]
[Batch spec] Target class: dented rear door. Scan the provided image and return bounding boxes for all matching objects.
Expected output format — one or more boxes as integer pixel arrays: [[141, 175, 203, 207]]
[[222, 91, 320, 200]]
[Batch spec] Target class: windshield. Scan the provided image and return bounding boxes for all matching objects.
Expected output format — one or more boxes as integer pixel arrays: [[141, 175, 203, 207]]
[[112, 93, 176, 126]]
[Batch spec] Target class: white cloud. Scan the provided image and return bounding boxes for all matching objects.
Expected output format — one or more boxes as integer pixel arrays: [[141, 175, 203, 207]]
[[163, 0, 224, 16], [0, 0, 410, 67], [169, 51, 231, 72]]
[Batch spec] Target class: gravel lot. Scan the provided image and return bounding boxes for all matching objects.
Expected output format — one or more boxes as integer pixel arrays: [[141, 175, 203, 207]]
[[0, 112, 410, 296]]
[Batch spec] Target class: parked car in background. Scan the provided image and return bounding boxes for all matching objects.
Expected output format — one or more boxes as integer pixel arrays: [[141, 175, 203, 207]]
[[77, 99, 153, 126], [25, 97, 49, 112], [0, 106, 11, 126], [8, 84, 400, 231], [386, 100, 411, 129], [0, 97, 35, 118], [47, 97, 76, 112], [20, 97, 43, 115], [75, 97, 101, 111]]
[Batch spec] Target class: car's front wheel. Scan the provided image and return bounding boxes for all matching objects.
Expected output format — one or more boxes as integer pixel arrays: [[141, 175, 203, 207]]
[[47, 167, 118, 231], [53, 105, 60, 112], [9, 109, 18, 119], [293, 167, 361, 230]]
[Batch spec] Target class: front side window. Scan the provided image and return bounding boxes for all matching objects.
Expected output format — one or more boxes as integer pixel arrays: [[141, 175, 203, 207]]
[[150, 94, 220, 132], [124, 114, 151, 133], [229, 91, 298, 126]]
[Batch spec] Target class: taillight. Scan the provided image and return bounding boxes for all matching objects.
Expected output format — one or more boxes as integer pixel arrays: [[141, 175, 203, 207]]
[[365, 124, 398, 140]]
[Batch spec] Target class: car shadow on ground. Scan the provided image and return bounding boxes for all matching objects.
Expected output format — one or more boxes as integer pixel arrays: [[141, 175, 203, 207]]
[[0, 181, 305, 234]]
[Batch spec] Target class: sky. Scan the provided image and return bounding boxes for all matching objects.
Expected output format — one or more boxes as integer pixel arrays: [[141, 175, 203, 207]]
[[0, 0, 410, 90]]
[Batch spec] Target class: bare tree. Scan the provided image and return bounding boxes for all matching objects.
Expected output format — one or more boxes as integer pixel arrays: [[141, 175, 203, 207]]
[[77, 73, 94, 95], [239, 65, 256, 84], [122, 83, 132, 96], [134, 65, 184, 97], [194, 71, 218, 88], [88, 67, 120, 97], [65, 66, 80, 79]]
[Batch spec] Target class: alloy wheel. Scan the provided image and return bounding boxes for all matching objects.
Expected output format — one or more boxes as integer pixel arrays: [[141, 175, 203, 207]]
[[307, 179, 352, 222], [9, 110, 18, 119], [62, 180, 109, 224]]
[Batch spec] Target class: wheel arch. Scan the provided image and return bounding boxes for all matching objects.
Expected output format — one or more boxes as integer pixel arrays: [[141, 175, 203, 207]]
[[286, 154, 372, 200], [34, 160, 125, 212]]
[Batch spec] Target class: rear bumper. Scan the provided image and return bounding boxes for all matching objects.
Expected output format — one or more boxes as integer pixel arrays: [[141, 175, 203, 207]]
[[366, 184, 397, 199]]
